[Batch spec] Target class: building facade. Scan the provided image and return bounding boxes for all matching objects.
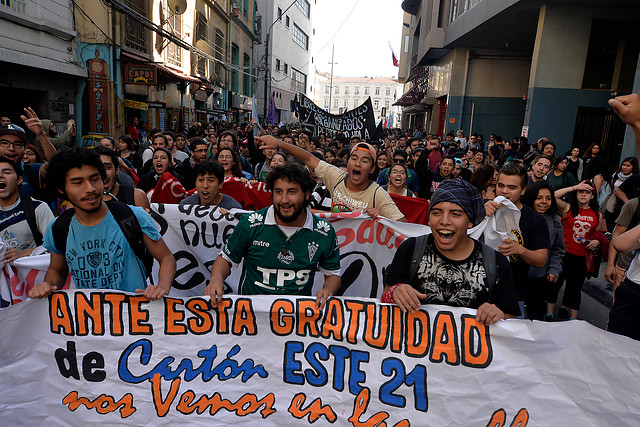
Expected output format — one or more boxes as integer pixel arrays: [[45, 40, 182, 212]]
[[2, 0, 259, 143], [315, 76, 404, 127], [0, 0, 87, 136], [254, 0, 314, 124], [397, 0, 640, 166]]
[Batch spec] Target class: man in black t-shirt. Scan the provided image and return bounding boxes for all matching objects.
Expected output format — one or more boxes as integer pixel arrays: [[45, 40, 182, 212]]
[[485, 163, 550, 319], [383, 179, 520, 324]]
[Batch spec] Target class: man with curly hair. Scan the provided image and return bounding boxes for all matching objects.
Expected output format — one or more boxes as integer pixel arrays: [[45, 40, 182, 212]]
[[205, 160, 341, 310]]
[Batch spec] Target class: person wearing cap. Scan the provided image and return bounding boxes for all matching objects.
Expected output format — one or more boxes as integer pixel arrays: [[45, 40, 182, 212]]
[[0, 108, 57, 201], [256, 134, 406, 222], [382, 179, 520, 324]]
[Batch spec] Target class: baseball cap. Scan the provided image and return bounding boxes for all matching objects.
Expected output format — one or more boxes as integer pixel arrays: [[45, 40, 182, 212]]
[[349, 142, 377, 161], [0, 124, 27, 142]]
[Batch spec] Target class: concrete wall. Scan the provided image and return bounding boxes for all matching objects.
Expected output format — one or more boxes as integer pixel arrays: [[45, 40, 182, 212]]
[[525, 4, 607, 153], [0, 0, 85, 77], [445, 48, 530, 138]]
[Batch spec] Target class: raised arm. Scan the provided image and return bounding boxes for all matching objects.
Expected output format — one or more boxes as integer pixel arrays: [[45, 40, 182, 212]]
[[256, 134, 320, 170], [21, 107, 57, 161], [609, 93, 640, 153]]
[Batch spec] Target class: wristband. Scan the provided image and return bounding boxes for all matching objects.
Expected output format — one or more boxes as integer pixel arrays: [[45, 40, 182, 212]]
[[381, 284, 401, 304]]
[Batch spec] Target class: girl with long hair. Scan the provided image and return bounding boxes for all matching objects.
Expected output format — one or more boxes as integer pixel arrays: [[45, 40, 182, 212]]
[[469, 165, 496, 201], [546, 156, 577, 191], [521, 181, 565, 320], [551, 180, 606, 320]]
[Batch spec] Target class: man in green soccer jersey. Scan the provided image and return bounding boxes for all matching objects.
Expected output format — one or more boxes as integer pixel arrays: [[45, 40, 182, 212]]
[[205, 161, 341, 310]]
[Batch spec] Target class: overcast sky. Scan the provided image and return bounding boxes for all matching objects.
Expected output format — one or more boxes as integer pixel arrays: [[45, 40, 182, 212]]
[[312, 0, 404, 78]]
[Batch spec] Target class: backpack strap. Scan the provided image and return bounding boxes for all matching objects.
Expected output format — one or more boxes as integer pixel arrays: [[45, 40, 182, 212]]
[[409, 234, 429, 283], [480, 242, 497, 293], [51, 208, 76, 254], [104, 200, 152, 279], [20, 196, 43, 246]]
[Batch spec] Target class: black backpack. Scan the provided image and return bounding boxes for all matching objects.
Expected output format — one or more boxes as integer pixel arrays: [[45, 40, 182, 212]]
[[20, 196, 43, 247], [51, 200, 153, 280], [408, 234, 497, 292]]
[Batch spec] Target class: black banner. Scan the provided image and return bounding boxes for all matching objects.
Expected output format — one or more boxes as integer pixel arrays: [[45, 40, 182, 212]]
[[298, 94, 377, 140]]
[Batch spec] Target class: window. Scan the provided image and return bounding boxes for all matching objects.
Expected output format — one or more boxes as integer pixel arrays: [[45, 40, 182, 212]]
[[292, 24, 309, 50], [354, 86, 359, 95], [286, 16, 290, 27], [296, 0, 310, 18], [324, 98, 329, 108], [334, 86, 339, 94], [325, 86, 330, 94], [344, 86, 349, 95], [166, 7, 182, 66], [243, 53, 251, 95], [231, 43, 239, 93], [374, 99, 379, 110], [283, 63, 288, 74], [277, 7, 282, 21], [276, 59, 281, 72], [214, 29, 224, 83], [195, 12, 207, 75], [385, 100, 390, 108], [386, 87, 391, 96], [364, 87, 369, 95], [344, 99, 348, 108], [291, 68, 307, 93], [375, 87, 380, 95], [243, 0, 248, 17], [334, 99, 339, 108]]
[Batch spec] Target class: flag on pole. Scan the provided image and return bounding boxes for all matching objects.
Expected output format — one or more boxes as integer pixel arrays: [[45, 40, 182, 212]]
[[251, 94, 258, 121], [267, 92, 277, 125], [388, 41, 399, 67]]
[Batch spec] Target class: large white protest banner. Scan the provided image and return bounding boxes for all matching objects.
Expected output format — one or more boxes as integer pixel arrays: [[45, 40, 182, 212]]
[[0, 291, 639, 425]]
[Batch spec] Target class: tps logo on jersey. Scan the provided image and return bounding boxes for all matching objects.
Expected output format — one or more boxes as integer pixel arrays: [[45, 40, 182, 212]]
[[316, 220, 330, 235], [308, 242, 319, 261], [248, 212, 264, 227]]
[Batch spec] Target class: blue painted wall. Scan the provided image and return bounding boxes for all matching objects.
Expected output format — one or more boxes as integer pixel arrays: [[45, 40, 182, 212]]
[[447, 96, 526, 140]]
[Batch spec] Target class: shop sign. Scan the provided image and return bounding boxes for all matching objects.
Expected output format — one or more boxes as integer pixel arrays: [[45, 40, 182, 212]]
[[124, 99, 148, 111], [125, 65, 157, 85]]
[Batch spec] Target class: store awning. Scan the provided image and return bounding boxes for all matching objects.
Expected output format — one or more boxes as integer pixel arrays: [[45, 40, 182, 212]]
[[151, 63, 200, 83]]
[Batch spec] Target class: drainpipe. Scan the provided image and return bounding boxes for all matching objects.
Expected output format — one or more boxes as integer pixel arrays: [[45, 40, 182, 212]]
[[469, 100, 475, 136]]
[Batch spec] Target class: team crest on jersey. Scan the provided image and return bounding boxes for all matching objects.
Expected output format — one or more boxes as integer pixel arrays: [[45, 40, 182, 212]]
[[278, 249, 294, 265], [315, 220, 330, 236], [248, 212, 264, 227], [308, 242, 319, 261]]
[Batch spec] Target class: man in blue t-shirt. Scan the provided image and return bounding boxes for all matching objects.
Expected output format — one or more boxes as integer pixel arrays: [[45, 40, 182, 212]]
[[28, 148, 176, 299]]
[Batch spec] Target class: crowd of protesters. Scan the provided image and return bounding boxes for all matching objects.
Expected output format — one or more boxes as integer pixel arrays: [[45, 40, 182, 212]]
[[4, 93, 640, 340]]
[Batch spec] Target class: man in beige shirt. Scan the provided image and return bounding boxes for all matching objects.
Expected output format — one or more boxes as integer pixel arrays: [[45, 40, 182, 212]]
[[256, 135, 406, 222]]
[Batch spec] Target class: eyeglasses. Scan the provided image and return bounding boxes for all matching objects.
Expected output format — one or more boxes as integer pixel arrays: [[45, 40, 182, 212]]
[[0, 140, 25, 149], [393, 158, 406, 163], [390, 170, 406, 176], [218, 155, 234, 160]]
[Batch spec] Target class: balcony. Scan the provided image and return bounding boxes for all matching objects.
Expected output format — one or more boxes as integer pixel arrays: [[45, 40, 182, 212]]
[[123, 0, 148, 54]]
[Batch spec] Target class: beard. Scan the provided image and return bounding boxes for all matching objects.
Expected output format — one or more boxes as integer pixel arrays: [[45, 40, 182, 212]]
[[274, 202, 306, 225]]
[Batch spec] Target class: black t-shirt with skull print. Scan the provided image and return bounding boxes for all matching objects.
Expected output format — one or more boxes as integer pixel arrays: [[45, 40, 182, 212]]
[[384, 235, 520, 316]]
